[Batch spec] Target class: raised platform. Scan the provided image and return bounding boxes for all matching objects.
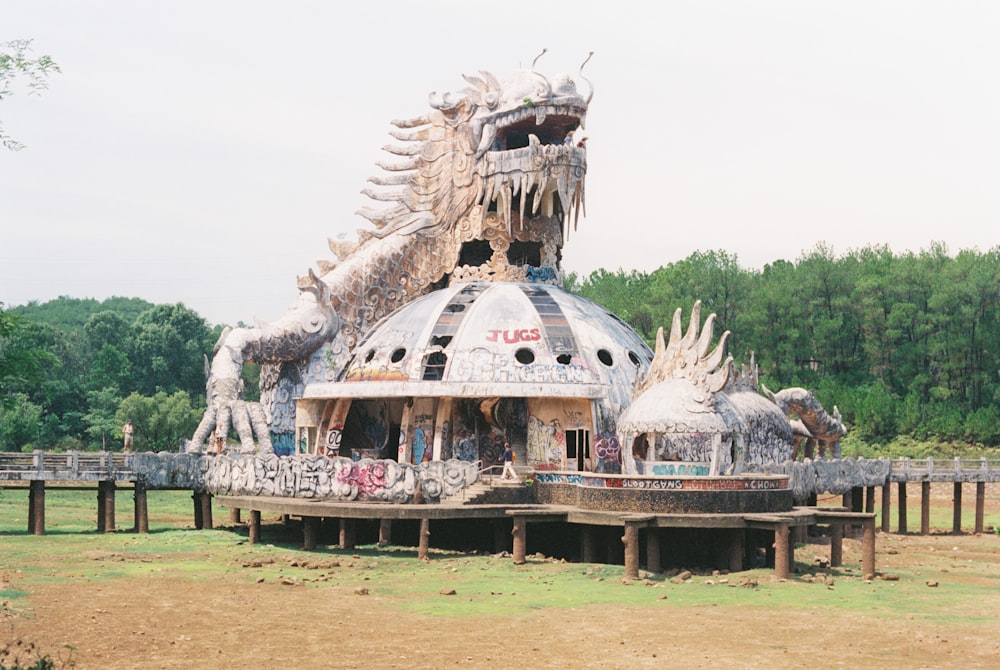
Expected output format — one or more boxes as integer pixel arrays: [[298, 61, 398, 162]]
[[534, 471, 792, 514]]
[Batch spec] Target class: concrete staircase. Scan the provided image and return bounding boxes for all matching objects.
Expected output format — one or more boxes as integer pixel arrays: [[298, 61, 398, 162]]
[[443, 476, 528, 505]]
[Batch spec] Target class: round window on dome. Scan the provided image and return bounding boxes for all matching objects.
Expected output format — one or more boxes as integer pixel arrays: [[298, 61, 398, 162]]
[[627, 350, 641, 366], [390, 348, 407, 363], [515, 348, 535, 365], [597, 349, 614, 367], [365, 349, 376, 363]]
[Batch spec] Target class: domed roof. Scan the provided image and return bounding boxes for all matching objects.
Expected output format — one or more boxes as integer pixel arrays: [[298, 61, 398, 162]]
[[303, 282, 652, 401]]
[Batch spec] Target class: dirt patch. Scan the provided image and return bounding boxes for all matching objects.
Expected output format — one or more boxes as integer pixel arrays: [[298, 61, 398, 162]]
[[3, 483, 999, 669]]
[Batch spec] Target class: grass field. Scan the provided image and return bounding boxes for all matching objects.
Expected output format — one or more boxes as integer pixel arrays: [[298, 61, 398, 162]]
[[2, 485, 998, 669]]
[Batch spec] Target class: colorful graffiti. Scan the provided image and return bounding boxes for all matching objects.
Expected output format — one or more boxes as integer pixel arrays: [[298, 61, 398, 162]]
[[452, 427, 478, 462], [647, 463, 710, 476], [527, 415, 564, 466], [593, 433, 621, 474], [322, 422, 343, 456], [271, 432, 295, 457], [450, 349, 601, 385], [205, 454, 479, 502]]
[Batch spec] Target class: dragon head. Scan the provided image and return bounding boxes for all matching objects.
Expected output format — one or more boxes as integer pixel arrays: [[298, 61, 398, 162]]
[[355, 52, 592, 285]]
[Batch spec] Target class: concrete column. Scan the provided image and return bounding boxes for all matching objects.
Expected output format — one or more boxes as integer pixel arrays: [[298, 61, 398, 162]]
[[29, 480, 45, 535], [248, 510, 261, 544], [830, 522, 843, 567], [192, 492, 204, 530], [862, 518, 876, 579], [897, 482, 908, 534], [622, 522, 640, 580], [339, 519, 356, 549], [773, 523, 791, 580], [200, 492, 213, 530], [865, 486, 876, 514], [303, 516, 319, 551], [645, 528, 661, 574], [379, 518, 393, 547], [726, 529, 743, 573], [511, 516, 526, 565], [975, 482, 986, 534], [921, 481, 931, 535], [97, 481, 107, 532], [581, 526, 597, 564], [229, 507, 241, 525], [417, 518, 431, 560], [134, 480, 149, 533], [880, 483, 891, 533], [102, 481, 116, 533], [851, 486, 864, 513], [952, 482, 962, 534]]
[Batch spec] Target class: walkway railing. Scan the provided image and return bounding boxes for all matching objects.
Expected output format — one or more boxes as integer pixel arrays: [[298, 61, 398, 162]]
[[0, 450, 135, 482], [887, 457, 1000, 482]]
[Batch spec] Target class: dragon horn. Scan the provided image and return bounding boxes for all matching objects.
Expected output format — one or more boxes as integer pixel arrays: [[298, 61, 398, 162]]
[[579, 51, 594, 105]]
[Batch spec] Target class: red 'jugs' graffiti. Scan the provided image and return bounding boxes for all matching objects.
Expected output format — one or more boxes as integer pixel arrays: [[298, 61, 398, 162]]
[[485, 328, 541, 344]]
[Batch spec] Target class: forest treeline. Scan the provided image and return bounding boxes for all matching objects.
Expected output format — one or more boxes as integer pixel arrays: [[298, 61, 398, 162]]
[[567, 242, 1000, 448], [0, 296, 259, 452], [1, 242, 999, 453]]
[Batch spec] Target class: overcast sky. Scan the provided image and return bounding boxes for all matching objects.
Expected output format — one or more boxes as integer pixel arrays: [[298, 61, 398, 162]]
[[3, 1, 998, 326]]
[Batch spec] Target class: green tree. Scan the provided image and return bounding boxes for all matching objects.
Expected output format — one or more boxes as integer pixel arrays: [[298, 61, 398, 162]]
[[1, 39, 60, 150], [0, 303, 57, 402], [116, 390, 202, 452], [128, 304, 214, 397], [83, 386, 124, 450], [0, 392, 44, 451]]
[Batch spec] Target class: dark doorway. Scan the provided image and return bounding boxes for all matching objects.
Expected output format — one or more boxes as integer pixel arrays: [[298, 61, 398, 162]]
[[565, 429, 591, 471]]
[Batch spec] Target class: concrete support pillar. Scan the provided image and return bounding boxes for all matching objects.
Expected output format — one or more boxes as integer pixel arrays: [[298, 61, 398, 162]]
[[726, 529, 743, 573], [339, 519, 356, 550], [134, 480, 149, 533], [880, 483, 891, 533], [97, 481, 108, 532], [921, 481, 931, 535], [511, 516, 526, 565], [622, 522, 640, 580], [581, 526, 598, 564], [865, 486, 876, 514], [417, 518, 431, 560], [773, 523, 791, 580], [862, 518, 876, 579], [830, 522, 844, 567], [952, 482, 962, 534], [101, 481, 116, 533], [975, 482, 986, 534], [851, 486, 864, 513], [303, 516, 319, 551], [645, 528, 661, 574], [379, 518, 393, 547], [248, 510, 261, 544], [200, 492, 213, 530], [192, 492, 203, 530], [229, 507, 241, 525], [29, 480, 45, 535], [897, 482, 908, 534]]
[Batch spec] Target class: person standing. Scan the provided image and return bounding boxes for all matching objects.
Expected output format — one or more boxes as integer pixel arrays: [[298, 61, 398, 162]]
[[122, 419, 134, 454], [501, 442, 517, 481]]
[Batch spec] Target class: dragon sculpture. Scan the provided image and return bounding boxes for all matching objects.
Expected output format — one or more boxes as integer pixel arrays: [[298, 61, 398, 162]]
[[619, 301, 846, 475], [190, 53, 593, 454]]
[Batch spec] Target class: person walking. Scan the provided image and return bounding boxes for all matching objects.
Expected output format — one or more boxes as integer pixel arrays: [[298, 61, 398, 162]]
[[122, 419, 134, 454], [501, 442, 517, 481]]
